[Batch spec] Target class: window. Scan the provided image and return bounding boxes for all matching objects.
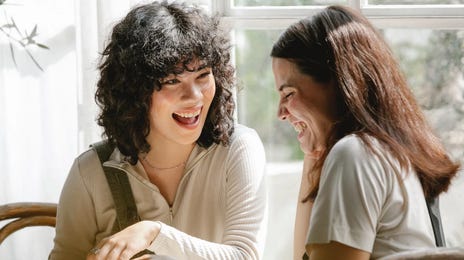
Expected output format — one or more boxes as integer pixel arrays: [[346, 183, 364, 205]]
[[1, 0, 463, 259], [213, 0, 464, 258]]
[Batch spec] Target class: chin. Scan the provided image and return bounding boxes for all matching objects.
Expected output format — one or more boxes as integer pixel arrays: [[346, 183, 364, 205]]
[[299, 144, 311, 155]]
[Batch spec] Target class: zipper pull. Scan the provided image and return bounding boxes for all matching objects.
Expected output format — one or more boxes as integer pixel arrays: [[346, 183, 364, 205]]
[[169, 207, 173, 225]]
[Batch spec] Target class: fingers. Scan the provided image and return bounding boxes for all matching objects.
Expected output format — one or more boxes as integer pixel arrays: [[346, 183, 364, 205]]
[[86, 221, 161, 260], [104, 241, 125, 259], [87, 247, 99, 260], [89, 238, 136, 260], [106, 244, 138, 260]]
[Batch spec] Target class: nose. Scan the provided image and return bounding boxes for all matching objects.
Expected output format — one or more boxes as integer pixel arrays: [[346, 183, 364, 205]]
[[182, 82, 202, 100], [278, 103, 288, 121]]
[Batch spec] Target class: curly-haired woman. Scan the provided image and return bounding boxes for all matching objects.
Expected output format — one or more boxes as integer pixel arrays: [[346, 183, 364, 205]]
[[50, 1, 266, 259]]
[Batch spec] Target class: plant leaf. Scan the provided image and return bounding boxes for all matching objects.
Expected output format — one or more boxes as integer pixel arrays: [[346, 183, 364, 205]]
[[24, 48, 44, 71], [8, 41, 18, 68], [1, 23, 14, 28], [23, 29, 35, 44], [30, 24, 37, 37], [36, 43, 49, 49], [8, 16, 22, 37]]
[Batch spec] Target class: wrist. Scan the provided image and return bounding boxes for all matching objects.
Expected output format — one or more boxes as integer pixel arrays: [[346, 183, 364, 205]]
[[144, 220, 161, 244], [303, 156, 316, 172]]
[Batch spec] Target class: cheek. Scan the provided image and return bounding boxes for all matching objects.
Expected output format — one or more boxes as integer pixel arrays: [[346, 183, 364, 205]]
[[289, 98, 313, 119], [203, 82, 216, 103], [295, 95, 334, 123], [152, 90, 177, 107], [149, 94, 171, 119]]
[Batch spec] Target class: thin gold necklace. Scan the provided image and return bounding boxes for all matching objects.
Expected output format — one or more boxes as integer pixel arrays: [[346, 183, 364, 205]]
[[142, 156, 186, 171]]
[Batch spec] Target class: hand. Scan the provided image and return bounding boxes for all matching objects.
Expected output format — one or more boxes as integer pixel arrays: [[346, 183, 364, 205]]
[[302, 154, 318, 173], [305, 148, 323, 160], [87, 220, 161, 260]]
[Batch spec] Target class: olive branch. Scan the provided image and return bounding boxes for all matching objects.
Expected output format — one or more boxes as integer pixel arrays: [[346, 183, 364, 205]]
[[0, 0, 49, 71]]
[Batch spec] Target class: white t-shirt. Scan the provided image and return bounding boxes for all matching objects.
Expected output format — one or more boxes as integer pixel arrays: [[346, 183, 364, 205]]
[[307, 134, 435, 259]]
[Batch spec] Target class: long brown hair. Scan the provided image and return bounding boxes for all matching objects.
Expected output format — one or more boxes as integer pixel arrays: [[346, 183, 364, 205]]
[[271, 5, 460, 201]]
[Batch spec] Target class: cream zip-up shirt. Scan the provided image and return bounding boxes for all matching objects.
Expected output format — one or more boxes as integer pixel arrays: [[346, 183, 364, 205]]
[[50, 124, 267, 260]]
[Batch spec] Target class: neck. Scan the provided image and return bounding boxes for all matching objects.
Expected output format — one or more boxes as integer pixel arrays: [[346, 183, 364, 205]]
[[142, 138, 195, 170]]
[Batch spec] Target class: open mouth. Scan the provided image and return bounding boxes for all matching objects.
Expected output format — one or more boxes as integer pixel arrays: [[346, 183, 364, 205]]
[[172, 109, 201, 125], [292, 121, 307, 134]]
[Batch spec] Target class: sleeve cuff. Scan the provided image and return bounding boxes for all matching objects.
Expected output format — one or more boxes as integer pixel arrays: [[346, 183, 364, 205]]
[[148, 221, 169, 253]]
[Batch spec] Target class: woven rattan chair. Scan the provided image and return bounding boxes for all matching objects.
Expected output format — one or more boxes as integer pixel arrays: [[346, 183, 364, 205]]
[[0, 202, 57, 244]]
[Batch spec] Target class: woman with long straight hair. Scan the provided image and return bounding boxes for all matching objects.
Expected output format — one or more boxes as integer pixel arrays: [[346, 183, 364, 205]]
[[271, 5, 460, 260]]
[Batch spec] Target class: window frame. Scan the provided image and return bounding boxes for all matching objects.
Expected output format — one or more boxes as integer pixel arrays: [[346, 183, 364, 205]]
[[211, 0, 464, 29]]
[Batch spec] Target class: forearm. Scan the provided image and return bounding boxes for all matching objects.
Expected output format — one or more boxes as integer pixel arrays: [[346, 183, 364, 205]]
[[293, 156, 315, 260], [149, 223, 259, 260], [306, 241, 370, 260]]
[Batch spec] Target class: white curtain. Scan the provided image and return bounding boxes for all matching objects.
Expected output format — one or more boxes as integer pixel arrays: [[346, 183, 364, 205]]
[[0, 0, 134, 258]]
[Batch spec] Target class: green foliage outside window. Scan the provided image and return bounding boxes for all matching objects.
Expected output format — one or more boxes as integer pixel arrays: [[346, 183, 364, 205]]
[[235, 29, 304, 162]]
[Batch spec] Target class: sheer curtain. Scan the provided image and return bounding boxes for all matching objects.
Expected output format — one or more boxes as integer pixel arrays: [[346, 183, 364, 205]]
[[0, 0, 134, 258]]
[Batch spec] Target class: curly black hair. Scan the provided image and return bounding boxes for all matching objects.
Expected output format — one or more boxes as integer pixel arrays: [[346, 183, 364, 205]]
[[95, 1, 235, 164]]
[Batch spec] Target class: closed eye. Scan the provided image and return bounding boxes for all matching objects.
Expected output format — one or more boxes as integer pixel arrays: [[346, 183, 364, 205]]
[[279, 85, 295, 100], [284, 92, 294, 99], [160, 78, 180, 85], [197, 71, 211, 79]]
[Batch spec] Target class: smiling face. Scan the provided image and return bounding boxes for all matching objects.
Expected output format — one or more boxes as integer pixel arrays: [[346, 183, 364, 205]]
[[272, 58, 338, 157], [148, 59, 216, 147]]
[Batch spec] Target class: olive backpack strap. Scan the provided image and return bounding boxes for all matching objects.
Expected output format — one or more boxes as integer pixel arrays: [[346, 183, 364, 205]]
[[302, 252, 309, 260], [426, 196, 446, 247], [90, 140, 140, 233]]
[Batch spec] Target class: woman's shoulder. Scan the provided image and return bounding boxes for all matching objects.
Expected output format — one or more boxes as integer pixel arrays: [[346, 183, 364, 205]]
[[205, 124, 265, 162], [76, 142, 126, 167], [224, 124, 264, 149], [75, 146, 102, 168], [70, 144, 111, 182], [329, 134, 370, 159], [333, 133, 391, 155], [326, 134, 393, 171], [230, 124, 261, 140]]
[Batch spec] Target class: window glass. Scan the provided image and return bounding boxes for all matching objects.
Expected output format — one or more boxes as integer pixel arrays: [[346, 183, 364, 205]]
[[235, 28, 464, 164], [235, 29, 305, 162], [183, 0, 211, 12], [382, 29, 464, 246], [381, 29, 464, 164], [369, 0, 464, 4], [233, 0, 346, 7]]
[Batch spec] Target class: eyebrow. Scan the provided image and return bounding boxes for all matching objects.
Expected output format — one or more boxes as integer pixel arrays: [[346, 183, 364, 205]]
[[196, 63, 209, 71], [278, 84, 292, 92], [185, 63, 209, 72]]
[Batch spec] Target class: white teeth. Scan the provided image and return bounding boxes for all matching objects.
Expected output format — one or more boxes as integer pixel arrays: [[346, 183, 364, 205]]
[[293, 122, 307, 133], [174, 110, 201, 118]]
